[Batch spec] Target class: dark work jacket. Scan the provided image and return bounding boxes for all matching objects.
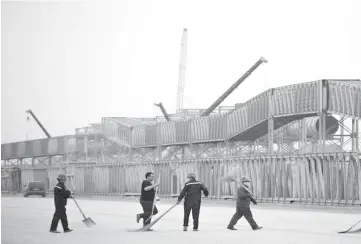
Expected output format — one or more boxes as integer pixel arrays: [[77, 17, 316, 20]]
[[236, 185, 257, 208], [54, 182, 71, 209], [178, 179, 209, 206]]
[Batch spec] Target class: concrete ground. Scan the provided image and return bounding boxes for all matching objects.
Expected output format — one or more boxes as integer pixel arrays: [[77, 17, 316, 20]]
[[1, 195, 361, 244]]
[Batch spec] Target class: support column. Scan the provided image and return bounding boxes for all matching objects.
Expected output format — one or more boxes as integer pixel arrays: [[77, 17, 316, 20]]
[[268, 89, 275, 154], [318, 80, 328, 153], [318, 112, 326, 153], [128, 127, 134, 162], [340, 117, 345, 150], [268, 117, 274, 154], [356, 119, 359, 152], [84, 136, 88, 161], [181, 145, 185, 161], [351, 119, 358, 152]]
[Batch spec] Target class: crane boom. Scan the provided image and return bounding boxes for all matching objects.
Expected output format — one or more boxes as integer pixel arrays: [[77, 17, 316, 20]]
[[200, 57, 267, 117], [26, 109, 51, 138], [176, 28, 188, 113], [154, 103, 171, 121]]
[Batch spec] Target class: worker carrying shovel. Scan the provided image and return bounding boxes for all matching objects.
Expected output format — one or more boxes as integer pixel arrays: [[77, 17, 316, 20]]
[[50, 173, 74, 233]]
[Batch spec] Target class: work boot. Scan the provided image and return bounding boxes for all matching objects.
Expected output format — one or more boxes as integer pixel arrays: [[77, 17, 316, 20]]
[[50, 230, 60, 233], [193, 228, 198, 231], [136, 214, 141, 223], [253, 226, 263, 231], [227, 225, 237, 230], [183, 226, 187, 231], [64, 229, 73, 233]]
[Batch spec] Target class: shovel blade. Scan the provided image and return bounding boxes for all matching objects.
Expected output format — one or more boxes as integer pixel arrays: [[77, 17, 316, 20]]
[[82, 218, 96, 227]]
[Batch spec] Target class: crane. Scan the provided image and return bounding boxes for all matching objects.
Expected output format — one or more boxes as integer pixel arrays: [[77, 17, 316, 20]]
[[201, 57, 267, 117], [154, 103, 171, 121], [176, 28, 188, 114], [26, 109, 51, 138]]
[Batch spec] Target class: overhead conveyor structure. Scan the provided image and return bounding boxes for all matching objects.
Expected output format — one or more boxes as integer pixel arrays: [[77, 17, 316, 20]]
[[2, 79, 360, 163]]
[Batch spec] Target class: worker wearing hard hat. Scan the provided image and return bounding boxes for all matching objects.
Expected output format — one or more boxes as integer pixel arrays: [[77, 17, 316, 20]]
[[177, 173, 209, 231], [227, 176, 262, 231], [50, 173, 74, 233]]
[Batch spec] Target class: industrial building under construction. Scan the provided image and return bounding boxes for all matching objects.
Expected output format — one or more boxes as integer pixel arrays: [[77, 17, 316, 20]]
[[1, 29, 361, 207]]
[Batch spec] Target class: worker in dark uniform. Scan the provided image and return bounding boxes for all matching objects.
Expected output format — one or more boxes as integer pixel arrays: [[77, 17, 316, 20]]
[[177, 173, 209, 231], [136, 172, 159, 230], [50, 173, 73, 233], [227, 176, 262, 231]]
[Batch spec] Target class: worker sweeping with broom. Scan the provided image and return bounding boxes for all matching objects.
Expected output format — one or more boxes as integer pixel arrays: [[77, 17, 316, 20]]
[[226, 176, 262, 231], [136, 172, 160, 231], [177, 173, 209, 231], [50, 173, 73, 233]]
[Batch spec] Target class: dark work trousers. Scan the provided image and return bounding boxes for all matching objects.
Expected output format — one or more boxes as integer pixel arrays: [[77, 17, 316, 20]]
[[228, 207, 258, 229], [50, 207, 69, 231], [183, 202, 201, 229], [139, 201, 158, 226]]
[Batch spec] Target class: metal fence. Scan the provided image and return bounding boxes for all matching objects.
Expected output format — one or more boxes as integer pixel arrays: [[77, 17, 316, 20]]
[[2, 152, 360, 205]]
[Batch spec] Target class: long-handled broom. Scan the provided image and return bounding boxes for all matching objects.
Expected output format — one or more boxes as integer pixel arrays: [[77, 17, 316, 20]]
[[221, 175, 254, 195], [135, 202, 179, 232], [338, 220, 361, 234], [144, 176, 160, 224]]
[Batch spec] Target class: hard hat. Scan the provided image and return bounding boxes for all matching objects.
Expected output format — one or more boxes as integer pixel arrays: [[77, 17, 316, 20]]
[[57, 174, 67, 180], [187, 173, 196, 179], [240, 176, 250, 182]]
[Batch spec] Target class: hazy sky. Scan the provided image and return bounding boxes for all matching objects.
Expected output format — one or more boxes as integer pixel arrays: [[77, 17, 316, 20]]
[[1, 0, 360, 143]]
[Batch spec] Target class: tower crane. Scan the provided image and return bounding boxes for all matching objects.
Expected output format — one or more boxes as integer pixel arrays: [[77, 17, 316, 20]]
[[155, 28, 188, 121], [26, 109, 51, 138], [176, 28, 188, 114]]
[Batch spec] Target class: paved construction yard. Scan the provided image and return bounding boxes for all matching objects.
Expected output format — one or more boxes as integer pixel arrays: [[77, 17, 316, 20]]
[[1, 196, 361, 244]]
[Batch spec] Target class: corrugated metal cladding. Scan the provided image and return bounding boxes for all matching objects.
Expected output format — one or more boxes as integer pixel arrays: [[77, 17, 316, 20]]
[[1, 153, 360, 205], [328, 81, 361, 118], [145, 124, 157, 146], [293, 82, 319, 114], [208, 116, 225, 141], [160, 122, 176, 145], [17, 142, 26, 157], [175, 120, 190, 143], [117, 126, 131, 145], [48, 138, 58, 154], [191, 117, 209, 142], [132, 125, 146, 147]]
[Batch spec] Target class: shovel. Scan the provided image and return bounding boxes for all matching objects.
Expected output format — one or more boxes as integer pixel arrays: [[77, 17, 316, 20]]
[[72, 197, 96, 227]]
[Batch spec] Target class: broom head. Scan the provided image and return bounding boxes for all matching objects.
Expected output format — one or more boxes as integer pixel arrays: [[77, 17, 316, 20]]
[[221, 175, 237, 182]]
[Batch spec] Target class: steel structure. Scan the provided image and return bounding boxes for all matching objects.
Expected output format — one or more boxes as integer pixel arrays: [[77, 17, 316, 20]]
[[2, 79, 360, 167]]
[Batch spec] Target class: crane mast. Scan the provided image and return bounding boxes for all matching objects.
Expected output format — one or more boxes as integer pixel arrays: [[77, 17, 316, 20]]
[[201, 57, 267, 117], [176, 28, 188, 114], [26, 109, 51, 138]]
